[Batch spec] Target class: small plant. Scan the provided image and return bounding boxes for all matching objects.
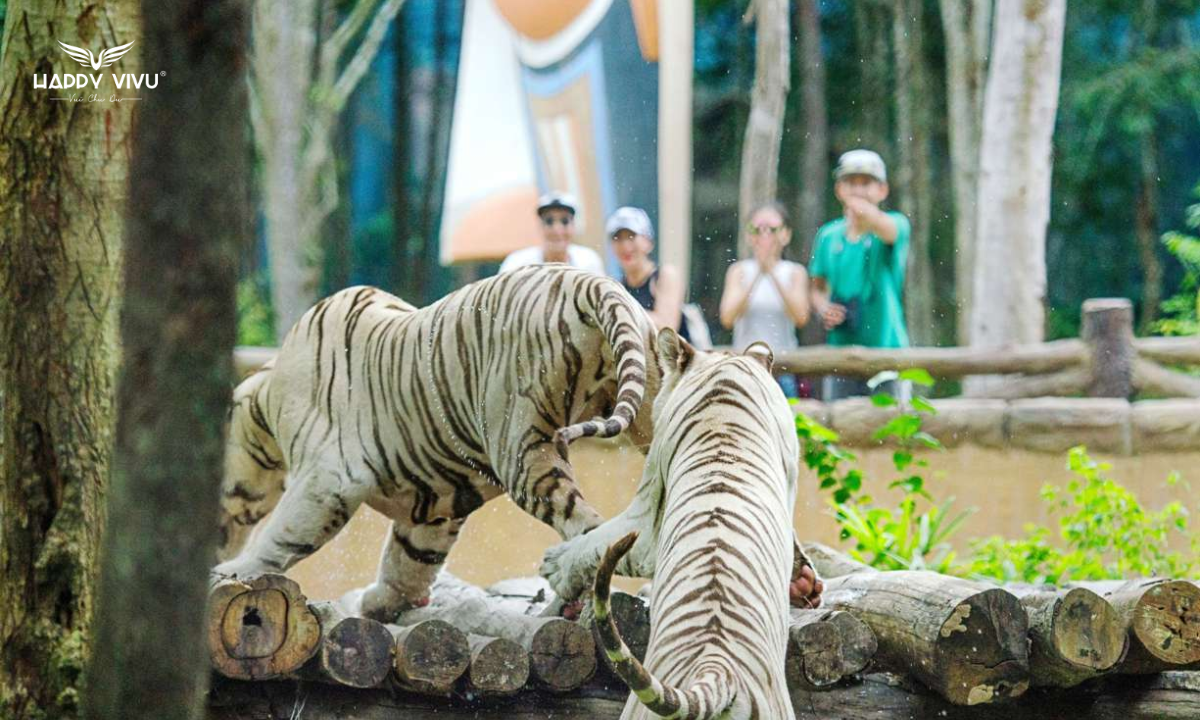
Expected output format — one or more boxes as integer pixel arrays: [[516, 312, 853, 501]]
[[963, 447, 1200, 584], [1154, 182, 1200, 337], [794, 369, 974, 573]]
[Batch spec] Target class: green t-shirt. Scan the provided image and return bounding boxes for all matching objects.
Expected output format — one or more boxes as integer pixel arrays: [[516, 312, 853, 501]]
[[809, 212, 911, 348]]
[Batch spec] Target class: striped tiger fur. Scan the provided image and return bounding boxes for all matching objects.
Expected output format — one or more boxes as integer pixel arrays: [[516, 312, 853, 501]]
[[213, 265, 657, 620], [557, 328, 803, 719]]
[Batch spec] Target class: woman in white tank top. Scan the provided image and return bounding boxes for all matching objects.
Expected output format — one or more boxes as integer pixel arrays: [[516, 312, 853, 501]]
[[718, 202, 811, 396]]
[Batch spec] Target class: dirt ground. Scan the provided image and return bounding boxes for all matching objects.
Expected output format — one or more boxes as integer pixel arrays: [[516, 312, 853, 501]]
[[286, 439, 1200, 601]]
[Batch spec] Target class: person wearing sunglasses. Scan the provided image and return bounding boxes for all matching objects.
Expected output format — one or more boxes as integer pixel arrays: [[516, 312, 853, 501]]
[[718, 201, 811, 398], [499, 191, 606, 276], [810, 149, 911, 401]]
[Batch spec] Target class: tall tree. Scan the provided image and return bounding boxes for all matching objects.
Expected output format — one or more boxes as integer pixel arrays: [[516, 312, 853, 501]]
[[795, 0, 829, 257], [939, 0, 991, 343], [852, 0, 892, 154], [968, 0, 1066, 365], [0, 2, 137, 715], [737, 0, 790, 238], [84, 0, 249, 718], [892, 0, 936, 344], [252, 0, 405, 340]]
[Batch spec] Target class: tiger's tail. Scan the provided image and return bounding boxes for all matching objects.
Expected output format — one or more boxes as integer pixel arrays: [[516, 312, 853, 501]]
[[554, 279, 649, 460], [593, 533, 736, 719]]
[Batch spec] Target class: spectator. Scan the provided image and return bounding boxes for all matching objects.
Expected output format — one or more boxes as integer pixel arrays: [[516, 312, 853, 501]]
[[810, 149, 911, 400], [499, 191, 606, 275], [719, 201, 811, 398], [606, 206, 691, 342]]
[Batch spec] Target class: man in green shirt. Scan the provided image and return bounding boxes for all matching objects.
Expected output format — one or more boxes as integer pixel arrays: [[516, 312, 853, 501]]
[[810, 149, 911, 399]]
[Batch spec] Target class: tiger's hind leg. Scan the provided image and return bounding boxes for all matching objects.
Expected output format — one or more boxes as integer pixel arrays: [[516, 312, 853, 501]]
[[213, 466, 367, 580], [217, 371, 286, 561], [511, 443, 604, 541], [353, 517, 465, 622]]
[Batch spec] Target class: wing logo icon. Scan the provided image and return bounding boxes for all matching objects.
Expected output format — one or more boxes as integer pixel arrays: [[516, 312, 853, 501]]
[[58, 40, 136, 71]]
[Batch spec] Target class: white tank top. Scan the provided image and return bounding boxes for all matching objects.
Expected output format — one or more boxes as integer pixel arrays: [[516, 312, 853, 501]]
[[732, 259, 801, 353]]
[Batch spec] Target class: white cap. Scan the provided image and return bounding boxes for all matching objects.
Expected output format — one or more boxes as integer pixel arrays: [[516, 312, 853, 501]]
[[835, 149, 887, 182], [605, 206, 654, 239], [537, 191, 578, 215]]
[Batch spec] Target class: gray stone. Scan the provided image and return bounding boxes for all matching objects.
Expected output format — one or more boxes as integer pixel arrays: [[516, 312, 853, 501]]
[[1007, 398, 1132, 455], [1131, 400, 1200, 453]]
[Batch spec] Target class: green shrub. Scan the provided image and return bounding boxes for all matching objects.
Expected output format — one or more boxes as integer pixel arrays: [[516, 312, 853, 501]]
[[963, 447, 1200, 584], [237, 272, 276, 346]]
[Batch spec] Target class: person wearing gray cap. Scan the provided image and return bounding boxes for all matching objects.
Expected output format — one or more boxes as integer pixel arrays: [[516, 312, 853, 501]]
[[606, 206, 692, 342], [809, 149, 911, 400], [499, 191, 606, 275]]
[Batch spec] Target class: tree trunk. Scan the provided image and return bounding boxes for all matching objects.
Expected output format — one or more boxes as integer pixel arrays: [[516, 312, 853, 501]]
[[737, 0, 790, 242], [795, 0, 829, 258], [892, 0, 935, 345], [939, 0, 991, 344], [1136, 132, 1163, 332], [84, 0, 249, 717], [0, 2, 138, 716], [256, 0, 320, 338], [967, 0, 1066, 393], [852, 1, 891, 155]]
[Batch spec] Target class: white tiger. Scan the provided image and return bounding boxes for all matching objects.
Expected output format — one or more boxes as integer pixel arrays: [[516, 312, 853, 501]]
[[542, 328, 817, 719], [213, 266, 658, 620]]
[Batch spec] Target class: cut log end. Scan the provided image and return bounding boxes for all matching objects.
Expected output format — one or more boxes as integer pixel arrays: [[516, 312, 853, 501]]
[[392, 619, 471, 693], [825, 610, 877, 675], [321, 616, 394, 688], [1052, 588, 1125, 671], [1131, 580, 1200, 665], [787, 620, 843, 689], [207, 574, 321, 680], [528, 618, 596, 692], [935, 588, 1030, 705], [464, 635, 530, 697]]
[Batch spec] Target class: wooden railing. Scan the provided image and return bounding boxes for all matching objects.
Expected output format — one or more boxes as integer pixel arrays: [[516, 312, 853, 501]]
[[773, 298, 1200, 399], [233, 298, 1200, 399]]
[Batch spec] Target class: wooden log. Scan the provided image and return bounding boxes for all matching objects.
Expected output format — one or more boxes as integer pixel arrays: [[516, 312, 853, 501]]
[[401, 597, 596, 692], [803, 541, 874, 578], [1069, 579, 1200, 673], [607, 591, 651, 663], [1082, 298, 1135, 398], [206, 574, 321, 680], [298, 602, 393, 688], [1132, 358, 1200, 399], [803, 609, 877, 675], [786, 611, 844, 690], [771, 339, 1085, 379], [822, 571, 1029, 705], [1134, 335, 1200, 366], [987, 368, 1089, 399], [387, 620, 471, 695], [1009, 588, 1126, 688], [459, 634, 530, 699]]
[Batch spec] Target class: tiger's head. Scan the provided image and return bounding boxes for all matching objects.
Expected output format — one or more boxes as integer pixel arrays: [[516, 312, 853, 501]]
[[651, 327, 775, 423]]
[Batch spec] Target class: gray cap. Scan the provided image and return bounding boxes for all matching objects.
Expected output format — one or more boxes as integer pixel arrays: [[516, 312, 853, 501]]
[[835, 149, 887, 182], [605, 206, 654, 239], [537, 191, 578, 215]]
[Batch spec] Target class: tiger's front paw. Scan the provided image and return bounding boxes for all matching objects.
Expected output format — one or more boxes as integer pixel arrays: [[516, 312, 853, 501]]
[[540, 535, 598, 603], [354, 582, 431, 623]]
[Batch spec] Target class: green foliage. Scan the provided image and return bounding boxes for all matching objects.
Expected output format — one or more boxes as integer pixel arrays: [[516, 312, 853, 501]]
[[794, 369, 973, 573], [1154, 183, 1200, 336], [237, 272, 276, 346], [963, 447, 1200, 584]]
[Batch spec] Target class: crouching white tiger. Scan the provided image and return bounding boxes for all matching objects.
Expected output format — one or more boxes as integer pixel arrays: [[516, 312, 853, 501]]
[[213, 265, 658, 620], [547, 329, 818, 719]]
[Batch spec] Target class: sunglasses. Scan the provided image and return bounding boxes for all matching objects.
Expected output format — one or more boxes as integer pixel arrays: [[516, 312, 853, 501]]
[[541, 216, 573, 227], [748, 224, 786, 236]]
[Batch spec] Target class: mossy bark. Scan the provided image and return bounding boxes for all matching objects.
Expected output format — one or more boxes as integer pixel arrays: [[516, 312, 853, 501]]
[[0, 1, 139, 716]]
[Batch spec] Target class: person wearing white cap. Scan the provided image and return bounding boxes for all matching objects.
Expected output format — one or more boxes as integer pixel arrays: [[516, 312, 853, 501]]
[[499, 191, 606, 275], [605, 206, 691, 342], [809, 149, 912, 400]]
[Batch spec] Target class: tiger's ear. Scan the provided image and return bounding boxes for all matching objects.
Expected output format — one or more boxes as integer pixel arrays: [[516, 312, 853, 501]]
[[656, 327, 695, 375], [744, 341, 774, 372]]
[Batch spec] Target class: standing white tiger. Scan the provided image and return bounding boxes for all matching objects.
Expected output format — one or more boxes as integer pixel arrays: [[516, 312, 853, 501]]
[[214, 265, 658, 620], [543, 328, 814, 719]]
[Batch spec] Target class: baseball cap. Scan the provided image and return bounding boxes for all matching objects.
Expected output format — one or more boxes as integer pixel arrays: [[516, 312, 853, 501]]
[[605, 206, 654, 239], [834, 149, 887, 182], [537, 191, 578, 216]]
